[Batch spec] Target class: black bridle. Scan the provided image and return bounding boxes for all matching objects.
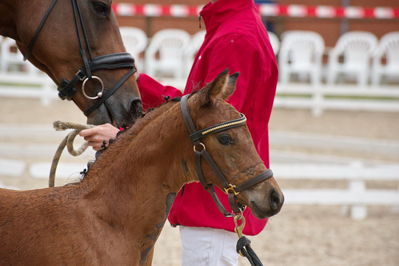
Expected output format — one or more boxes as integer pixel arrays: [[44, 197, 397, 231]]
[[24, 0, 138, 116], [180, 95, 274, 217]]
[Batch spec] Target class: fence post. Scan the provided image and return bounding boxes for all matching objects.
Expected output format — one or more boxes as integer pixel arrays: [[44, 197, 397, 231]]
[[40, 77, 53, 106], [349, 161, 367, 220], [311, 85, 323, 116]]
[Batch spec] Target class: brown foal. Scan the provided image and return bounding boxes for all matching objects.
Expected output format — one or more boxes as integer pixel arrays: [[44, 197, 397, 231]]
[[0, 71, 283, 265]]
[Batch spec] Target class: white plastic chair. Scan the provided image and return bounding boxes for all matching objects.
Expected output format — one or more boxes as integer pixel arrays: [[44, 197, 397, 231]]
[[0, 38, 37, 75], [119, 27, 148, 71], [267, 31, 279, 55], [145, 29, 190, 79], [327, 31, 378, 87], [372, 32, 399, 86], [0, 38, 25, 72], [184, 31, 206, 77], [279, 31, 325, 85]]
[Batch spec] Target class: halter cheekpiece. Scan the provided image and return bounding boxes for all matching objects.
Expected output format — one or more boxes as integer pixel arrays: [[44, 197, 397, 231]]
[[180, 95, 274, 217]]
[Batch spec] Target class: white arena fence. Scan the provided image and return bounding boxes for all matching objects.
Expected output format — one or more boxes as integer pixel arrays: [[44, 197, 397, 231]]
[[0, 73, 56, 105], [0, 36, 56, 104], [274, 162, 399, 220], [0, 124, 398, 220], [0, 158, 397, 220], [275, 84, 399, 116]]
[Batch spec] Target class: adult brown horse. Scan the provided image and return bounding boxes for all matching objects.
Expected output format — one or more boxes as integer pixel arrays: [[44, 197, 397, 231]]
[[0, 0, 142, 127], [0, 71, 284, 265]]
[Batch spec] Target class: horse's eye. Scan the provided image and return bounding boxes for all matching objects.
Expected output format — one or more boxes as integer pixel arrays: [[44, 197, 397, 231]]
[[217, 134, 234, 145], [92, 1, 110, 17]]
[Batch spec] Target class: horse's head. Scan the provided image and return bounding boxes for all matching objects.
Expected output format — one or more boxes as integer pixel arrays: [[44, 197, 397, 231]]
[[14, 0, 142, 127], [184, 70, 284, 218]]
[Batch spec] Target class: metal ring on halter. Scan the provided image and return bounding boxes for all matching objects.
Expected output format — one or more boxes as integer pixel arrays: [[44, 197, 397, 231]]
[[193, 142, 206, 153], [82, 76, 104, 100]]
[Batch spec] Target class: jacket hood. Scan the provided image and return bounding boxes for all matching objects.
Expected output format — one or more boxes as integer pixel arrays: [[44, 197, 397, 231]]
[[200, 0, 255, 33]]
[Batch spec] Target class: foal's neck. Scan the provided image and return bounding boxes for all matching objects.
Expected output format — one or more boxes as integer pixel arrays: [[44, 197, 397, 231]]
[[81, 102, 194, 232]]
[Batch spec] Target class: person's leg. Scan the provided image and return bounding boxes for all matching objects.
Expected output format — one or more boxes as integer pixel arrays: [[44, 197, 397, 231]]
[[180, 226, 238, 266]]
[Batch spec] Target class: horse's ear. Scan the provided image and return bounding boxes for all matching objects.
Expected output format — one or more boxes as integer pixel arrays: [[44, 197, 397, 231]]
[[198, 69, 238, 106]]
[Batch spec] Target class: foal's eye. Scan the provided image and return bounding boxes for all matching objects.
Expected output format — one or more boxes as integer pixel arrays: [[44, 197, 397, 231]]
[[92, 1, 110, 17], [217, 134, 234, 145]]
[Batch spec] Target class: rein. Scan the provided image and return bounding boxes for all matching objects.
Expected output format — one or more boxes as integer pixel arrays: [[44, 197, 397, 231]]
[[24, 0, 138, 116]]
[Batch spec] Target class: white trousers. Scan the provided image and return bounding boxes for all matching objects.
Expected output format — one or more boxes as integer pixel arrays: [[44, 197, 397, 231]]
[[180, 226, 239, 266]]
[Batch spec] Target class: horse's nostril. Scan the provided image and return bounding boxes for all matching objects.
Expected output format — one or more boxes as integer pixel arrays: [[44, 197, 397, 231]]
[[270, 190, 282, 211], [130, 99, 143, 117]]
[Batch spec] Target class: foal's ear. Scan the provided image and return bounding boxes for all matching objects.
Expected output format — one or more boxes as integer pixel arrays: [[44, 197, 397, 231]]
[[223, 72, 239, 99], [198, 69, 238, 106]]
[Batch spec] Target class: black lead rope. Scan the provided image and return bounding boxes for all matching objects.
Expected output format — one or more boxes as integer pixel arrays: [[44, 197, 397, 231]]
[[236, 236, 263, 266], [234, 214, 264, 266]]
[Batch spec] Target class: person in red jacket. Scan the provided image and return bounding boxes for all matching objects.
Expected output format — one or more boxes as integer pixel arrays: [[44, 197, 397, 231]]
[[80, 0, 277, 264]]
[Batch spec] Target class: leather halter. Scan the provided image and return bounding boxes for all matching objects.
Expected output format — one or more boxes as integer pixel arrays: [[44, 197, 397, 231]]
[[24, 0, 138, 116], [180, 95, 274, 217]]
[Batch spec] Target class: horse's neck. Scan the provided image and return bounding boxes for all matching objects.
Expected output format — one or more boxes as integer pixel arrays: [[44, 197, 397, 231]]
[[0, 0, 18, 39], [81, 102, 195, 236], [1, 0, 41, 40]]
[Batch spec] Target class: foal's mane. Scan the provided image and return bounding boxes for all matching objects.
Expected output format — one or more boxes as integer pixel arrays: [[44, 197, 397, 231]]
[[117, 97, 182, 147], [81, 98, 181, 180]]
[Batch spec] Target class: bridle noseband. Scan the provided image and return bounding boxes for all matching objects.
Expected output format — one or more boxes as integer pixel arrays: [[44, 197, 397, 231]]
[[24, 0, 138, 116], [180, 95, 274, 217]]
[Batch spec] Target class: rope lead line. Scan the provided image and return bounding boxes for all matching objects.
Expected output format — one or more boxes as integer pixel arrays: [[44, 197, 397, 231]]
[[234, 213, 263, 266], [49, 121, 93, 187], [236, 236, 263, 266]]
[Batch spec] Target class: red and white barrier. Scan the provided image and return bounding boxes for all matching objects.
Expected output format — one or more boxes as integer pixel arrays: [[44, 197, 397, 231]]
[[113, 4, 202, 17], [113, 3, 399, 19]]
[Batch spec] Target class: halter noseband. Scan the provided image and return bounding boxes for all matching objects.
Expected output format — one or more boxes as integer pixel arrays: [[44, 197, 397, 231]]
[[180, 95, 274, 217], [24, 0, 138, 116]]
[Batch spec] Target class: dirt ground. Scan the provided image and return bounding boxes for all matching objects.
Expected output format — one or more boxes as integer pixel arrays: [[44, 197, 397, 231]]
[[0, 98, 398, 266]]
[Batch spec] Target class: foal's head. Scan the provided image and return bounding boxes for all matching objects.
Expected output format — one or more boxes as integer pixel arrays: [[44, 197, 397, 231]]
[[13, 0, 141, 127], [184, 70, 284, 218]]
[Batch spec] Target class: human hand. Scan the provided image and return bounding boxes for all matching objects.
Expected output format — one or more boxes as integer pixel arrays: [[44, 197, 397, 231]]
[[79, 123, 119, 151]]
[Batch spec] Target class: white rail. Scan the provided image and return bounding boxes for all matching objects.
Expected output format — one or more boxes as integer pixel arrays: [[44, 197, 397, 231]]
[[0, 73, 56, 105], [274, 162, 399, 220], [275, 84, 399, 116]]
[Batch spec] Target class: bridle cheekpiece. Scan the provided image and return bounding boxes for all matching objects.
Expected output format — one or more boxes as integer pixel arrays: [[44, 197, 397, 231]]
[[180, 95, 274, 217], [24, 0, 139, 116]]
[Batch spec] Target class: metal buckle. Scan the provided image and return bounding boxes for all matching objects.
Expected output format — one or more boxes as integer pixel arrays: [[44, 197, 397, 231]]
[[234, 212, 246, 238], [75, 70, 86, 81], [234, 212, 246, 257], [224, 184, 239, 196]]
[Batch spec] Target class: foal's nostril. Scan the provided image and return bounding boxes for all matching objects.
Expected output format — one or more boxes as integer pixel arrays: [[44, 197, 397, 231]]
[[270, 190, 283, 211]]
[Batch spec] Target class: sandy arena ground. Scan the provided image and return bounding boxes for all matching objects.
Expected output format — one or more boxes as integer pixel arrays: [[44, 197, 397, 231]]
[[0, 97, 398, 266]]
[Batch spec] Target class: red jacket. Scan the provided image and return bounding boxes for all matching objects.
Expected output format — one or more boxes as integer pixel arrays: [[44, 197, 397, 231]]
[[137, 0, 277, 235]]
